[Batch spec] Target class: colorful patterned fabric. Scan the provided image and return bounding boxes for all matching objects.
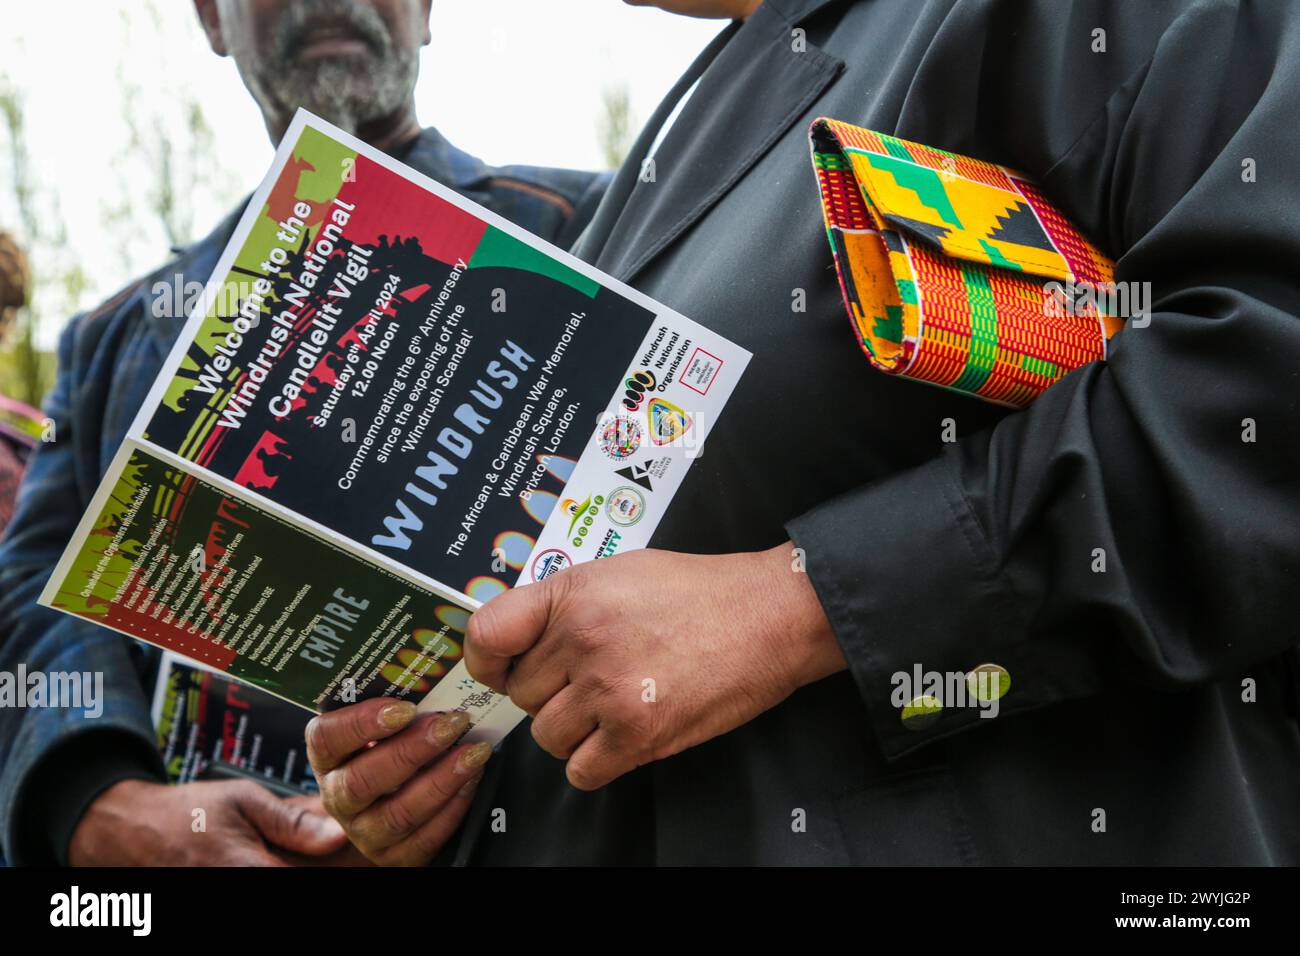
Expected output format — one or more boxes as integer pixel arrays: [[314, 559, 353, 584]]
[[810, 118, 1122, 407]]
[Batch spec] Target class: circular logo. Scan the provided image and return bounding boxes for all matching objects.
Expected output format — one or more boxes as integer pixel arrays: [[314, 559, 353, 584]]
[[647, 397, 692, 445], [598, 414, 642, 461], [621, 370, 657, 412], [531, 548, 572, 581], [605, 486, 647, 527]]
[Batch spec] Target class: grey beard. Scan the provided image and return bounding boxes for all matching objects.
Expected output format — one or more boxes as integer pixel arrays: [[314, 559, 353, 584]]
[[267, 51, 418, 134], [228, 0, 422, 138]]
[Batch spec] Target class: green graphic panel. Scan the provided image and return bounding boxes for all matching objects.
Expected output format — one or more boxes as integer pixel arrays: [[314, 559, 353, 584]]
[[469, 226, 600, 297]]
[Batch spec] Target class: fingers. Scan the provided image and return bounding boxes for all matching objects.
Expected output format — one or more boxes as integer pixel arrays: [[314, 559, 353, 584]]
[[465, 576, 559, 691], [306, 698, 420, 774], [369, 790, 474, 867], [350, 741, 494, 866], [232, 781, 349, 856], [530, 685, 597, 759], [565, 729, 639, 792], [504, 635, 569, 715], [317, 710, 471, 819]]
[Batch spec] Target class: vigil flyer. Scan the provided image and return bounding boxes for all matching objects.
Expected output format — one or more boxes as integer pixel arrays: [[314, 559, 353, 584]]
[[151, 651, 316, 794], [40, 110, 750, 742]]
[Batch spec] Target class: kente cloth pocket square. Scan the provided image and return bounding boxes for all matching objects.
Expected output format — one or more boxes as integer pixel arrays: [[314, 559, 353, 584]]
[[809, 119, 1124, 408]]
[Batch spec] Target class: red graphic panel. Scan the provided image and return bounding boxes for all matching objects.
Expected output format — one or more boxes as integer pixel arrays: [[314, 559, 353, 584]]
[[336, 155, 487, 267]]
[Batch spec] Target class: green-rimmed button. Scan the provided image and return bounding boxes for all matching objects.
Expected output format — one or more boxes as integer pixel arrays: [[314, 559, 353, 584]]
[[966, 663, 1010, 702], [901, 694, 943, 731]]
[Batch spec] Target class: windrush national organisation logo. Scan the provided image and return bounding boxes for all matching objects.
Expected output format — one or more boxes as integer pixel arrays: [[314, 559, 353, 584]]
[[0, 665, 103, 718], [49, 886, 151, 936]]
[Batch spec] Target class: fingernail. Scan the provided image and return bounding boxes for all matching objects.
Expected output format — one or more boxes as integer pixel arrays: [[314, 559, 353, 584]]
[[311, 814, 346, 839], [454, 741, 493, 775], [429, 710, 471, 747], [379, 701, 418, 730]]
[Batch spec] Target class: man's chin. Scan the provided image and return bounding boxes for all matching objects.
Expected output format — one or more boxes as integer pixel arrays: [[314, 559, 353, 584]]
[[282, 67, 373, 126], [257, 51, 415, 136], [294, 100, 364, 133]]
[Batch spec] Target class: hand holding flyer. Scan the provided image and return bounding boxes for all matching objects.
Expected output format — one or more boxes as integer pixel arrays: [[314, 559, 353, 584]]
[[40, 110, 749, 744]]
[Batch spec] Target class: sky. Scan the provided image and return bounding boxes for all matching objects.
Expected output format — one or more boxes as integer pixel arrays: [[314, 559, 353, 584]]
[[1, 1, 723, 346]]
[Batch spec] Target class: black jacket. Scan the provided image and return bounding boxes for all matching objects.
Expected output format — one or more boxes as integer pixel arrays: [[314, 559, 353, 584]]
[[456, 0, 1300, 864]]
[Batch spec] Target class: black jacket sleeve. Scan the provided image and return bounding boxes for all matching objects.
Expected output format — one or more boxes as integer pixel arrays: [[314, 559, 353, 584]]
[[788, 0, 1300, 758]]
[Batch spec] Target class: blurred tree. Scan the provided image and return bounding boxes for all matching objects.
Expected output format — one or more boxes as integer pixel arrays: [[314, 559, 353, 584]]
[[597, 84, 635, 171], [0, 0, 240, 405], [103, 0, 239, 266], [0, 78, 87, 407]]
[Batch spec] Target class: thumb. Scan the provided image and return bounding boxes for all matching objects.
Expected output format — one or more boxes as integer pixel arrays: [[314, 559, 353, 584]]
[[465, 576, 559, 691], [236, 786, 349, 856]]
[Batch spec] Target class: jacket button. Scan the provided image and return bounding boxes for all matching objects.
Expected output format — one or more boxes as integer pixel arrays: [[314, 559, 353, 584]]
[[966, 663, 1010, 702], [901, 695, 943, 731]]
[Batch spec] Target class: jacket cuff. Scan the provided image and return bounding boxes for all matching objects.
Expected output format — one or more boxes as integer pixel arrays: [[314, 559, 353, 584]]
[[786, 452, 1055, 759], [7, 728, 165, 866]]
